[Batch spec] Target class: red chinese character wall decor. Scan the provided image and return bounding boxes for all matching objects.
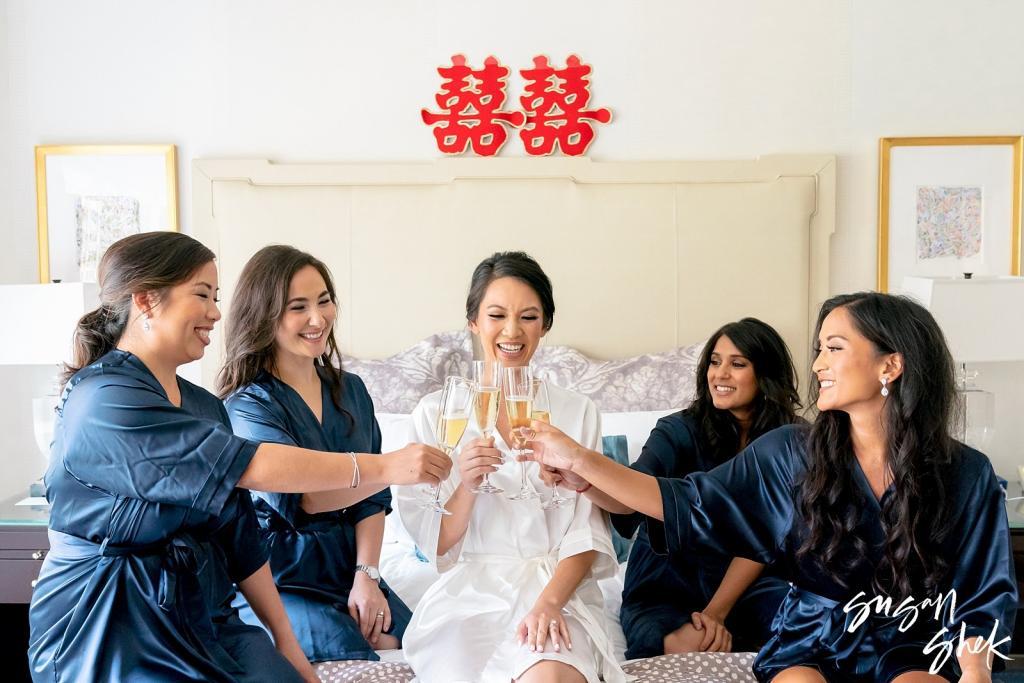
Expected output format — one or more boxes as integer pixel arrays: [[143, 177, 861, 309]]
[[422, 54, 613, 156], [519, 55, 612, 157], [420, 54, 526, 156]]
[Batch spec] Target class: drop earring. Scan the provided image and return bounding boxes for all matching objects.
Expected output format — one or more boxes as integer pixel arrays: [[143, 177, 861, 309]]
[[880, 377, 889, 397], [143, 315, 151, 333]]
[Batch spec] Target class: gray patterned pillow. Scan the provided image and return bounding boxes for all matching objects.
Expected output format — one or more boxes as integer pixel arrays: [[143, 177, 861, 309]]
[[532, 342, 703, 412], [342, 331, 473, 413], [345, 330, 702, 414]]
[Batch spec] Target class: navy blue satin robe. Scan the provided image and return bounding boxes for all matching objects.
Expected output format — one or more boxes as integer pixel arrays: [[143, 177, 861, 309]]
[[649, 424, 1017, 681], [225, 368, 411, 662], [613, 411, 789, 659], [28, 350, 303, 682]]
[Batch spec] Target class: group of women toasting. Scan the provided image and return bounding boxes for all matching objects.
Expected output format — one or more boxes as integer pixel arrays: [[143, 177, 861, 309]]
[[27, 231, 1015, 683]]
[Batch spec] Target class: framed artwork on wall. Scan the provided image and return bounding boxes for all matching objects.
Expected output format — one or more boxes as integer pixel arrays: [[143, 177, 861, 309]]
[[877, 136, 1022, 292], [35, 144, 178, 283]]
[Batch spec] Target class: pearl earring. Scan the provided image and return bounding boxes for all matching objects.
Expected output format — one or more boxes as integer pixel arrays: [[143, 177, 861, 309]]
[[143, 316, 151, 333], [880, 377, 889, 397]]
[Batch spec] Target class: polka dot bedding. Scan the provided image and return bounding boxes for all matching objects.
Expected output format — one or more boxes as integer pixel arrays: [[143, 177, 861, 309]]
[[313, 652, 757, 682]]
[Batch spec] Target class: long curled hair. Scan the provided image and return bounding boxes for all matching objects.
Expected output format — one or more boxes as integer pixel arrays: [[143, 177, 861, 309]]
[[62, 232, 215, 387], [217, 245, 350, 427], [687, 318, 802, 464], [797, 292, 958, 598]]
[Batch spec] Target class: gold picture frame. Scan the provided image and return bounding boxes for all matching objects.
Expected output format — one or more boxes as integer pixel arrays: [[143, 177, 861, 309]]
[[877, 136, 1022, 292], [35, 144, 178, 283]]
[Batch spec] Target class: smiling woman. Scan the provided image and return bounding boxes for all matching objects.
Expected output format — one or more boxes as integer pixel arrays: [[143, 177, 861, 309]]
[[28, 234, 451, 683], [218, 245, 417, 664], [521, 292, 1017, 683]]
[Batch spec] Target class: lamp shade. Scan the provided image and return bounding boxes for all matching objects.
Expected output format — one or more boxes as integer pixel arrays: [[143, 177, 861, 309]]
[[0, 283, 99, 365], [900, 276, 1024, 363]]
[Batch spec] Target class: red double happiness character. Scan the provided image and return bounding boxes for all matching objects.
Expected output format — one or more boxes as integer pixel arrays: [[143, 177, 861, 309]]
[[421, 54, 526, 156], [519, 54, 612, 156]]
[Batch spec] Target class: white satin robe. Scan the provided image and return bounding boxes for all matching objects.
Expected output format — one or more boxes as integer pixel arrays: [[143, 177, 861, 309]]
[[397, 384, 628, 683]]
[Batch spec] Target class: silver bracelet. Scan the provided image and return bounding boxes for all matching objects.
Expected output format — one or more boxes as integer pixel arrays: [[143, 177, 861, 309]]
[[347, 452, 360, 489]]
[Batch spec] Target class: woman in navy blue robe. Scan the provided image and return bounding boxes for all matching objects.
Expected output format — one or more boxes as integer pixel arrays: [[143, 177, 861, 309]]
[[565, 319, 798, 658], [220, 245, 411, 662], [28, 233, 450, 682], [524, 292, 1016, 682]]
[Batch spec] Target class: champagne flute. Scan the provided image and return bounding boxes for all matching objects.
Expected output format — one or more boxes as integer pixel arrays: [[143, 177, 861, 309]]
[[422, 376, 474, 515], [533, 378, 569, 509], [471, 360, 503, 494], [504, 366, 539, 501]]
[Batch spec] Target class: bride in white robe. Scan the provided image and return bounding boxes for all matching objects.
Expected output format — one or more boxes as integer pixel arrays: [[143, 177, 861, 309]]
[[395, 252, 628, 683]]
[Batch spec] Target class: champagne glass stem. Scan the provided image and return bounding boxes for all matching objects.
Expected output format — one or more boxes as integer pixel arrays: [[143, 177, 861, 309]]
[[519, 449, 529, 494]]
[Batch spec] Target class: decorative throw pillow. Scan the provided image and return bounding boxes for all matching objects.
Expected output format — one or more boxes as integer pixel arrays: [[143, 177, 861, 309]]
[[343, 330, 473, 413], [532, 342, 703, 412], [601, 434, 633, 563]]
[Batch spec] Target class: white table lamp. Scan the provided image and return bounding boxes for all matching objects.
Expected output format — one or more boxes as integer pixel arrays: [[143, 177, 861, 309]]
[[0, 283, 99, 466], [901, 276, 1024, 450]]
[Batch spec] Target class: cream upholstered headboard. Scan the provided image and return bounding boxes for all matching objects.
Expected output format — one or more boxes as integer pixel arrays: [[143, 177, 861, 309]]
[[192, 156, 835, 391]]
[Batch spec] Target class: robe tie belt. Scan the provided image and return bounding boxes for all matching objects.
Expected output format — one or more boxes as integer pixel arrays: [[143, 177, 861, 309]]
[[774, 585, 930, 664], [47, 529, 242, 674]]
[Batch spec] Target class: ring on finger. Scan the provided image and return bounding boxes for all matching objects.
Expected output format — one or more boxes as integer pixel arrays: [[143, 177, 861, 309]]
[[549, 619, 558, 627]]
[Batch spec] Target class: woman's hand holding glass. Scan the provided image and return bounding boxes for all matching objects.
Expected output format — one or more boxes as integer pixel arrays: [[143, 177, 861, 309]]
[[541, 465, 588, 492], [520, 419, 589, 476], [516, 597, 573, 654], [459, 436, 504, 491], [382, 443, 453, 486]]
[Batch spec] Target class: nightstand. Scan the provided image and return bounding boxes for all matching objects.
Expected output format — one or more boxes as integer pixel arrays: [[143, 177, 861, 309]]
[[0, 495, 48, 603], [0, 494, 48, 683]]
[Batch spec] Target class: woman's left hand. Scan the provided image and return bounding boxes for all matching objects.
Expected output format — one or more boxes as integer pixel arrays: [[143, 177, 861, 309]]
[[690, 611, 732, 652], [517, 598, 573, 653], [276, 636, 319, 683], [348, 571, 391, 646]]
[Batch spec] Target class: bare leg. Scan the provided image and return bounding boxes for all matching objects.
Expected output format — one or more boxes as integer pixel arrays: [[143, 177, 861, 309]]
[[516, 660, 587, 683], [891, 673, 949, 683], [771, 666, 828, 682], [663, 623, 706, 654]]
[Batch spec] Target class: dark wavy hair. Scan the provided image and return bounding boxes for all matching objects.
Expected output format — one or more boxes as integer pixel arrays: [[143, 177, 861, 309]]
[[465, 251, 555, 331], [686, 318, 802, 464], [217, 245, 351, 428], [797, 292, 958, 598], [62, 232, 215, 387]]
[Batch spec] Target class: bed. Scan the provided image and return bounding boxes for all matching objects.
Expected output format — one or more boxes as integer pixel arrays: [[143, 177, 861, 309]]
[[191, 155, 835, 681]]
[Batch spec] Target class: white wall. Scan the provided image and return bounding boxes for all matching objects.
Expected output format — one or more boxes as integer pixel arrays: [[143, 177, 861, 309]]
[[1, 0, 1023, 494]]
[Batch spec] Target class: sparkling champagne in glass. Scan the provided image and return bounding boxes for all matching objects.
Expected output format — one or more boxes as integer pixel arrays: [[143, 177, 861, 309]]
[[504, 366, 538, 501], [471, 360, 503, 494], [533, 379, 569, 509], [422, 376, 474, 515]]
